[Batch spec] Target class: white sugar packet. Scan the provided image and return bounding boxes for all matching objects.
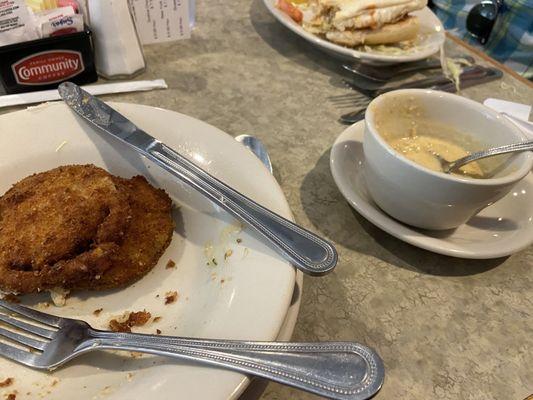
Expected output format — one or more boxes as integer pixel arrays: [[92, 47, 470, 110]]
[[0, 79, 168, 108], [129, 0, 191, 45], [0, 0, 39, 46]]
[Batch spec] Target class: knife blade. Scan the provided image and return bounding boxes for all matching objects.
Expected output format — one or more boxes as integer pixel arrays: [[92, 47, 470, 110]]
[[58, 82, 338, 276]]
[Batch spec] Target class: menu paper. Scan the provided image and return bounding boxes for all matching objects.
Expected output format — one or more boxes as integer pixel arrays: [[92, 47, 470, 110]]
[[129, 0, 190, 45]]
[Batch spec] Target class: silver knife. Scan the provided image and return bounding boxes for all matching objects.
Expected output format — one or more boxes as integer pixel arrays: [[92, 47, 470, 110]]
[[58, 82, 337, 276]]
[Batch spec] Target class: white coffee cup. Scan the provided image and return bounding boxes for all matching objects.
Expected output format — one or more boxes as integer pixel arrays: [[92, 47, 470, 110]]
[[363, 89, 533, 230]]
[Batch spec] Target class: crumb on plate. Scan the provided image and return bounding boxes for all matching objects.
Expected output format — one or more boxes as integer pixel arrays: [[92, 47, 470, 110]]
[[156, 329, 161, 335], [109, 310, 151, 333], [224, 249, 233, 261], [165, 291, 178, 305], [93, 308, 103, 317], [165, 259, 176, 269], [0, 378, 13, 387], [153, 316, 162, 323], [1, 294, 19, 303], [55, 140, 68, 152], [49, 288, 70, 307]]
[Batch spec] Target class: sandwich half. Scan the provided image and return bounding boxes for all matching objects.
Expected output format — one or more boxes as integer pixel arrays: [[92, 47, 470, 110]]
[[278, 0, 427, 46]]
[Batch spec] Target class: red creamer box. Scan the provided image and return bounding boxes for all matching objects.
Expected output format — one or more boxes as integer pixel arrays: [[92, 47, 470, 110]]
[[0, 27, 97, 94]]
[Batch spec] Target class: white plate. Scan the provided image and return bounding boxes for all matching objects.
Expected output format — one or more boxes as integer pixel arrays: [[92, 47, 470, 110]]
[[0, 102, 296, 400], [263, 0, 445, 64], [330, 121, 533, 259]]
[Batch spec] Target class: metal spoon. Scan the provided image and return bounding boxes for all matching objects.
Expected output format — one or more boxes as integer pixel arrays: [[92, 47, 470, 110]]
[[439, 140, 533, 174], [235, 134, 273, 173]]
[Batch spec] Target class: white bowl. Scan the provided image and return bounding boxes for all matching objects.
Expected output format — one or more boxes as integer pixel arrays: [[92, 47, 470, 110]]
[[363, 89, 533, 230]]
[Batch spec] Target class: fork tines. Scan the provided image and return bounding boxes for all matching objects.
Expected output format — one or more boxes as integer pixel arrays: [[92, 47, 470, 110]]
[[0, 300, 58, 363], [328, 92, 370, 106]]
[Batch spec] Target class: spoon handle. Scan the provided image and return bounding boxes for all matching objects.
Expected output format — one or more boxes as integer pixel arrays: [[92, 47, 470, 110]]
[[448, 140, 533, 172]]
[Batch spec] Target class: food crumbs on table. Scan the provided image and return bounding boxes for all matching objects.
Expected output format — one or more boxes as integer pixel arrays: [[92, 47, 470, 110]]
[[0, 378, 13, 387], [54, 140, 68, 152], [1, 294, 19, 303], [236, 238, 242, 244], [153, 316, 162, 323], [224, 249, 233, 261], [165, 291, 178, 304], [156, 329, 162, 335], [166, 259, 176, 269], [109, 310, 151, 333], [93, 308, 103, 316]]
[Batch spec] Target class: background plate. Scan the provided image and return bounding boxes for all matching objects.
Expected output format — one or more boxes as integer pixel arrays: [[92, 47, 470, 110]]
[[263, 1, 445, 65]]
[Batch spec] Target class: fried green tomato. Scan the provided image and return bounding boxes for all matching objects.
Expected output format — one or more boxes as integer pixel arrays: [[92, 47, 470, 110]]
[[0, 165, 131, 294], [74, 175, 174, 290], [0, 165, 174, 294]]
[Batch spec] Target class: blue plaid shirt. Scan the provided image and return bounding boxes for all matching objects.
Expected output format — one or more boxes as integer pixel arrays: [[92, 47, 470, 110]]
[[432, 0, 533, 79]]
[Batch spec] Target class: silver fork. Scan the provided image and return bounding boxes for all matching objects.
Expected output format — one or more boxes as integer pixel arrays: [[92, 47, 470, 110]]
[[0, 300, 384, 400]]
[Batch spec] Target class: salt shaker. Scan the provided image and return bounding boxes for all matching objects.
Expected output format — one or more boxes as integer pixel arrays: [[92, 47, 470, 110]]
[[87, 0, 145, 79]]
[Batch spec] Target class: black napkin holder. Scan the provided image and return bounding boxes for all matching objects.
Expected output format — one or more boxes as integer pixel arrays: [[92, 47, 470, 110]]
[[0, 27, 97, 94]]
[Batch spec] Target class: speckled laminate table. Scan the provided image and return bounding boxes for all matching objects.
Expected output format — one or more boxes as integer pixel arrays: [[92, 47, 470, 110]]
[[2, 1, 532, 399]]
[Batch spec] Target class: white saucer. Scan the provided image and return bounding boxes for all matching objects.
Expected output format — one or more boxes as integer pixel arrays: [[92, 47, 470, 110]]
[[330, 121, 533, 259]]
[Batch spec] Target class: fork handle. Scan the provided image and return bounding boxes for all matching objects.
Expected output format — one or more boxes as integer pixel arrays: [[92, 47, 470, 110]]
[[85, 332, 384, 400]]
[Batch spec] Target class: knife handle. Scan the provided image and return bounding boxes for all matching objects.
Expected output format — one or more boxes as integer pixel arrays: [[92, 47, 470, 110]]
[[434, 66, 502, 93], [146, 143, 338, 276]]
